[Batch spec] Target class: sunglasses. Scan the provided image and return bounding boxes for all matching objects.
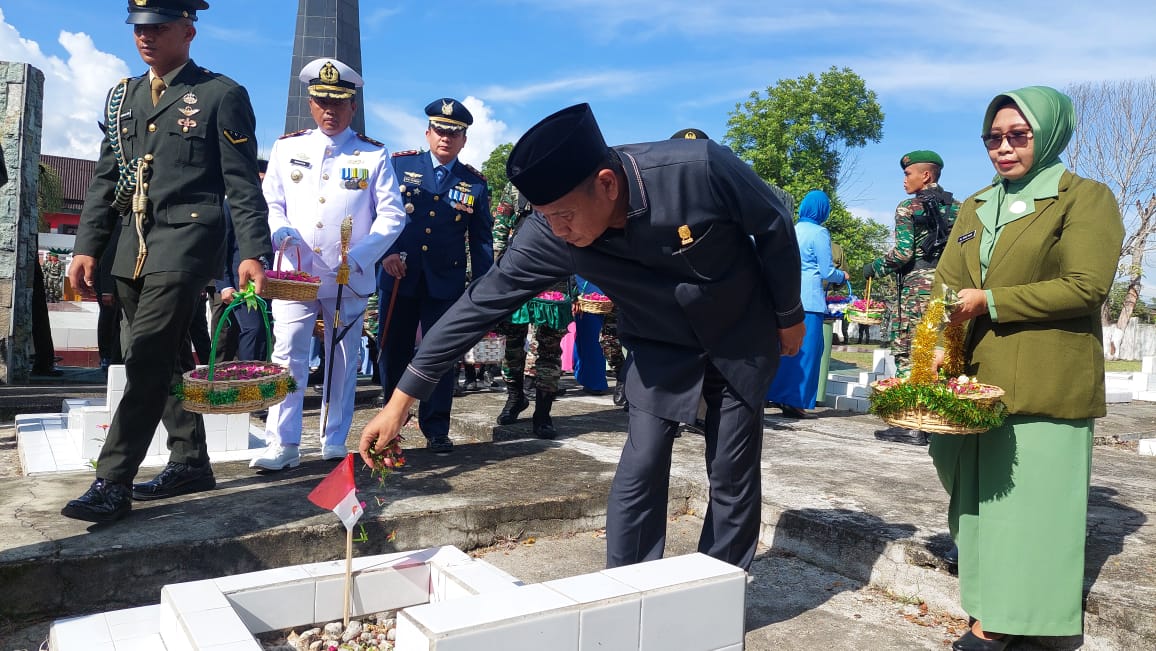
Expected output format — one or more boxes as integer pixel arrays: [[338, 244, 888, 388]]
[[982, 131, 1033, 150]]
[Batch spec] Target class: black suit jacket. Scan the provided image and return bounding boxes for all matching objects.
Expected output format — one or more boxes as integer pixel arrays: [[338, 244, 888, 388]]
[[74, 60, 271, 280], [396, 139, 803, 423]]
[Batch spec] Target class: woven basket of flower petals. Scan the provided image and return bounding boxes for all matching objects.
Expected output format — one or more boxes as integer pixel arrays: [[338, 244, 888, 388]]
[[466, 332, 506, 365], [261, 240, 320, 302], [176, 286, 296, 414], [179, 362, 296, 414], [577, 292, 614, 314], [871, 378, 1005, 435]]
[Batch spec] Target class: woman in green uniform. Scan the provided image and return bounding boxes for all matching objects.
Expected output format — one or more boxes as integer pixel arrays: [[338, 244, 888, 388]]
[[932, 86, 1124, 650]]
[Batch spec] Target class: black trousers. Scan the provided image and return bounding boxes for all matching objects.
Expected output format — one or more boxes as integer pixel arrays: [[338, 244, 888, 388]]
[[377, 286, 458, 440], [97, 271, 209, 483], [606, 362, 764, 571], [31, 264, 56, 372]]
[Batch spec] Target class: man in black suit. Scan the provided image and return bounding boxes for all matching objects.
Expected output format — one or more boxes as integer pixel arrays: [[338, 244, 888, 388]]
[[62, 0, 271, 523], [361, 103, 804, 571]]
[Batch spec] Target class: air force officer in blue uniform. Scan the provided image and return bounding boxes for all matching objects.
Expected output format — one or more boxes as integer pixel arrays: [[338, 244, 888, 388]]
[[361, 103, 804, 571], [377, 98, 493, 454]]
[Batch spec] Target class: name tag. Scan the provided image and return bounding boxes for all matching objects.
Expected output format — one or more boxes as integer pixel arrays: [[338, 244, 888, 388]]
[[290, 158, 312, 168], [957, 230, 976, 244]]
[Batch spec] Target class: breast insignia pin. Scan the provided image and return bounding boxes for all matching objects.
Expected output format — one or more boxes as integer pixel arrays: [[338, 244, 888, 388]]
[[678, 225, 694, 245]]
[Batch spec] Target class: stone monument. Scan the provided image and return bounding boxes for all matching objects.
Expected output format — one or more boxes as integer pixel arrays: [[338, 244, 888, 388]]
[[0, 61, 46, 383], [284, 0, 366, 135]]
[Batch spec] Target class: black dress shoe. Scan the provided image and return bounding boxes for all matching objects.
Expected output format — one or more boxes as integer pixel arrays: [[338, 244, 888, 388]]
[[62, 479, 132, 523], [779, 405, 810, 419], [942, 544, 959, 565], [427, 436, 454, 454], [132, 462, 216, 501], [952, 630, 1014, 651], [612, 381, 627, 407], [373, 394, 386, 408], [874, 427, 930, 446]]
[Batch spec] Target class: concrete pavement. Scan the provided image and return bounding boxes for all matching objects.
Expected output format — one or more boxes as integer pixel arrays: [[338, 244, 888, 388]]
[[0, 378, 1152, 649]]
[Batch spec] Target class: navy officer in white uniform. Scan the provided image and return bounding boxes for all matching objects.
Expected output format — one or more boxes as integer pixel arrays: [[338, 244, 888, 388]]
[[360, 103, 804, 571], [253, 58, 407, 470]]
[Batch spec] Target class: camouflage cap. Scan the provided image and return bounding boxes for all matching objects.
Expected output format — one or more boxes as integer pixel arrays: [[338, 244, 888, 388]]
[[900, 150, 944, 169]]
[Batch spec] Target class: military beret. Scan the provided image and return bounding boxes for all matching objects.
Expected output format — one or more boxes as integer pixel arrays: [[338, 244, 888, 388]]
[[125, 0, 208, 24], [426, 98, 473, 131], [671, 128, 709, 140], [507, 103, 611, 206], [900, 150, 944, 169], [299, 58, 362, 100]]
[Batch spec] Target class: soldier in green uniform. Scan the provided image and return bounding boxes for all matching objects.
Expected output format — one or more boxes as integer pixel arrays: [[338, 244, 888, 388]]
[[42, 253, 64, 302], [863, 150, 959, 445], [62, 0, 272, 523], [492, 182, 572, 438]]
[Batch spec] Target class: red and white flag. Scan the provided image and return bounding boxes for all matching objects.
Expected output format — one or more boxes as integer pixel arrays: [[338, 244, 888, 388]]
[[307, 454, 363, 530]]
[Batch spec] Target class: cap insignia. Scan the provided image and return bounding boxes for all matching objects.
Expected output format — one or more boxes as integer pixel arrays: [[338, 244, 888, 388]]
[[134, 0, 148, 6], [678, 225, 694, 246], [683, 132, 697, 139], [441, 100, 454, 116], [319, 61, 340, 84]]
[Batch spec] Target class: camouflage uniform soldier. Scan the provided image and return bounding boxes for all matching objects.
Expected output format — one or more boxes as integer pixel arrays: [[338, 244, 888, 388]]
[[864, 150, 960, 445], [43, 253, 64, 303], [492, 183, 572, 438]]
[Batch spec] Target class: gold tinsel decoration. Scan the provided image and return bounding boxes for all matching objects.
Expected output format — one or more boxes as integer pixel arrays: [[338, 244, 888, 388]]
[[906, 289, 967, 385], [184, 386, 207, 403], [908, 300, 945, 386], [237, 385, 262, 402]]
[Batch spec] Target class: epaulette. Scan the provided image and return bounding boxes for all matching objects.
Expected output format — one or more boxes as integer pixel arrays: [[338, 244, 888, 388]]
[[462, 162, 487, 182], [392, 149, 420, 157], [357, 133, 385, 147], [279, 129, 310, 140]]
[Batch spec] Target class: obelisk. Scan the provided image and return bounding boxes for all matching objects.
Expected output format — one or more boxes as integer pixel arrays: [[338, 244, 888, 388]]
[[285, 0, 366, 134]]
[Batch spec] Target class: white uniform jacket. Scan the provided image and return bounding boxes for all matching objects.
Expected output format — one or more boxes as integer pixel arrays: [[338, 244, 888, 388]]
[[264, 127, 408, 298]]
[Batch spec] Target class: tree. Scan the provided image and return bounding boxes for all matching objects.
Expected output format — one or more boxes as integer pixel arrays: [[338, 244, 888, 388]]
[[1065, 78, 1156, 330], [36, 161, 62, 233], [724, 66, 889, 288], [1106, 281, 1152, 324], [481, 142, 513, 195]]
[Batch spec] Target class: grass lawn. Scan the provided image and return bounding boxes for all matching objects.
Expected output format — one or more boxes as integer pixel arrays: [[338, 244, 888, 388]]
[[830, 350, 1142, 373]]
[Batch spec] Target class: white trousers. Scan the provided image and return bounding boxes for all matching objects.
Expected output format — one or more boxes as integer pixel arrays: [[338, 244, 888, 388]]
[[264, 295, 367, 448]]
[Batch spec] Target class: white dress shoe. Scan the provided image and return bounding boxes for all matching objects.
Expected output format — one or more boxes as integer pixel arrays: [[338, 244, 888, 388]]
[[322, 445, 349, 461], [249, 444, 301, 471]]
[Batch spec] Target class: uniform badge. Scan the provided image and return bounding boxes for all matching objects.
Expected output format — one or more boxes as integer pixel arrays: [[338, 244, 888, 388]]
[[223, 129, 249, 145], [178, 118, 197, 130], [182, 92, 198, 105], [404, 203, 414, 214], [290, 170, 303, 183], [678, 225, 694, 245], [178, 105, 200, 117]]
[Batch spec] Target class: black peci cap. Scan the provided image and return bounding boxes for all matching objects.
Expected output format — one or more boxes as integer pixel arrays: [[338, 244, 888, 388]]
[[670, 128, 709, 140], [507, 103, 611, 205], [126, 0, 209, 24]]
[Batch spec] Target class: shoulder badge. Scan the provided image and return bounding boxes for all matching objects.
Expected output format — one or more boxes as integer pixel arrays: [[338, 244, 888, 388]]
[[356, 133, 385, 147], [278, 129, 310, 140], [223, 129, 250, 145], [392, 149, 420, 157], [462, 162, 486, 182]]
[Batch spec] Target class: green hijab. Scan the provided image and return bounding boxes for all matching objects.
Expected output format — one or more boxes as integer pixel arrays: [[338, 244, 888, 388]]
[[975, 86, 1075, 279]]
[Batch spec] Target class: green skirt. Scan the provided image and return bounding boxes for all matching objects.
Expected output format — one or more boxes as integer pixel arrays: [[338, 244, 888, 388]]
[[929, 415, 1093, 636]]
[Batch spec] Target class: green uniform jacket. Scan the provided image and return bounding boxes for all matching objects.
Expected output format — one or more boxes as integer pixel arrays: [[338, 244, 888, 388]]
[[74, 61, 271, 279], [934, 171, 1123, 419]]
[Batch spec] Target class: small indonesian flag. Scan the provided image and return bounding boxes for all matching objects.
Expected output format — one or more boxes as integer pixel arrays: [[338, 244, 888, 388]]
[[307, 454, 363, 530]]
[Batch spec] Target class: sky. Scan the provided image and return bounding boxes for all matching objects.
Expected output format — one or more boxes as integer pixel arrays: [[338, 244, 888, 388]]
[[2, 0, 1155, 231]]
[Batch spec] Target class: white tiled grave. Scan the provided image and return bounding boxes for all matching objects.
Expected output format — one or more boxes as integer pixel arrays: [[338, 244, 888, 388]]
[[16, 364, 262, 475], [49, 547, 747, 651]]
